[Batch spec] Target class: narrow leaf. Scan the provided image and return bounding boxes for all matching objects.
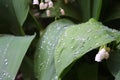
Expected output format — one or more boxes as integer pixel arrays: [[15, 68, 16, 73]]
[[92, 0, 102, 20], [77, 0, 91, 21]]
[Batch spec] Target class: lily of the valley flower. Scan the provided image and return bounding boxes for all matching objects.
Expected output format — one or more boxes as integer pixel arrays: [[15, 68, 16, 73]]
[[39, 2, 47, 10], [60, 8, 65, 15], [95, 48, 109, 62], [48, 1, 53, 8], [46, 9, 51, 17], [33, 0, 39, 5]]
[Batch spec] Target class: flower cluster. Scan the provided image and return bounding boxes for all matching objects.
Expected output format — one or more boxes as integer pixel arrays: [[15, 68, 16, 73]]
[[33, 0, 65, 17], [95, 47, 110, 62]]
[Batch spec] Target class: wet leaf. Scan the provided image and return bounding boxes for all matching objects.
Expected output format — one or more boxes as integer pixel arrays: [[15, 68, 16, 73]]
[[0, 34, 35, 80], [54, 19, 116, 78], [34, 19, 74, 80]]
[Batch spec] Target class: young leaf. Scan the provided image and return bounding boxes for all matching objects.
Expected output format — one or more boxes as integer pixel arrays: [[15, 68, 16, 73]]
[[54, 19, 116, 78], [0, 0, 29, 35], [34, 19, 74, 80], [0, 34, 35, 80]]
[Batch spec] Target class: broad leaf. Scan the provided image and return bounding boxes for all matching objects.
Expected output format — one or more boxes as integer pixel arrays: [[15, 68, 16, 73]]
[[34, 19, 74, 80], [54, 19, 116, 78], [0, 0, 29, 35], [0, 35, 35, 80]]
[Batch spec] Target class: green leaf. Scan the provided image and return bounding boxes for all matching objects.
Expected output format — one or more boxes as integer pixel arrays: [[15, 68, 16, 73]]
[[23, 12, 43, 35], [0, 0, 29, 35], [107, 49, 120, 80], [54, 18, 115, 78], [92, 0, 102, 20], [101, 0, 120, 22], [77, 0, 91, 22], [0, 34, 35, 80], [21, 56, 34, 80], [34, 19, 74, 80]]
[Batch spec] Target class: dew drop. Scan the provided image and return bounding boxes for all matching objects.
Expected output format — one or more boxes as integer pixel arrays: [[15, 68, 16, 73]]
[[4, 59, 8, 65], [43, 40, 45, 43], [57, 59, 60, 63], [71, 46, 73, 49], [87, 29, 92, 33], [94, 36, 97, 39], [54, 76, 58, 80], [95, 43, 99, 46]]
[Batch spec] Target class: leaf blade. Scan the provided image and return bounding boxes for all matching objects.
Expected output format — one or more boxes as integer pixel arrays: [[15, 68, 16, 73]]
[[0, 35, 35, 80]]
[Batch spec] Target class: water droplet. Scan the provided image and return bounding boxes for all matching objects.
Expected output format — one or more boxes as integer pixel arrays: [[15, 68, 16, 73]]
[[112, 29, 117, 33], [57, 59, 60, 63], [62, 43, 65, 46], [57, 27, 60, 30], [4, 59, 8, 65], [71, 37, 74, 40], [54, 76, 58, 80], [43, 40, 45, 43], [64, 32, 67, 37], [87, 29, 92, 33], [71, 46, 73, 49], [94, 36, 97, 39], [8, 75, 11, 78], [95, 43, 99, 46], [3, 72, 6, 76], [40, 45, 43, 49], [61, 38, 63, 41]]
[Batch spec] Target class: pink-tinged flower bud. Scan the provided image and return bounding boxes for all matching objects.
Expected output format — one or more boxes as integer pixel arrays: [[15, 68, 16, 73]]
[[33, 0, 39, 5], [60, 8, 65, 15], [45, 0, 51, 3], [44, 3, 48, 9], [39, 2, 45, 10], [95, 48, 109, 62], [48, 1, 53, 8], [46, 10, 51, 17], [39, 2, 47, 10]]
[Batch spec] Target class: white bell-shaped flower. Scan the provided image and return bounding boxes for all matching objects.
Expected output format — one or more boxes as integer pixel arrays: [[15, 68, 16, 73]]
[[60, 8, 65, 15], [48, 1, 53, 8], [46, 9, 51, 17], [33, 0, 39, 5], [95, 48, 109, 62], [39, 2, 47, 10]]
